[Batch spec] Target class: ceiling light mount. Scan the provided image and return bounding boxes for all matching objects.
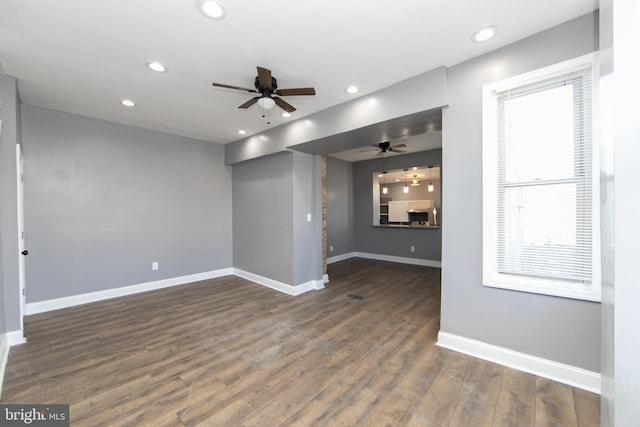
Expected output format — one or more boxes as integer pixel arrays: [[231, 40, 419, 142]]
[[195, 0, 227, 20], [472, 26, 498, 42], [146, 62, 167, 73]]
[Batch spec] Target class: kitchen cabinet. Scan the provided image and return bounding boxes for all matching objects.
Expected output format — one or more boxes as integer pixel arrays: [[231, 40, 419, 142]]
[[388, 201, 409, 222], [388, 200, 434, 223]]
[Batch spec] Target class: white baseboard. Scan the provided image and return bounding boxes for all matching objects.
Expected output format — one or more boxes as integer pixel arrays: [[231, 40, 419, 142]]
[[327, 252, 357, 264], [437, 331, 601, 394], [6, 330, 26, 346], [233, 268, 324, 296], [355, 252, 442, 268], [26, 268, 234, 315]]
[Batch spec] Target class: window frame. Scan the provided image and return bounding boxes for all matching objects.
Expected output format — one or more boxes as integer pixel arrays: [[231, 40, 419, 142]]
[[482, 53, 601, 302]]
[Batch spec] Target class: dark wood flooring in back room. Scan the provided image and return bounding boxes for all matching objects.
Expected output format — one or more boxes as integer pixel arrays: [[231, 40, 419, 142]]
[[1, 258, 600, 426]]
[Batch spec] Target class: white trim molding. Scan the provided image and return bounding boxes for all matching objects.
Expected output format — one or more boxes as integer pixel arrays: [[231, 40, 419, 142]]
[[327, 252, 357, 264], [26, 268, 234, 315], [355, 252, 442, 268], [437, 331, 600, 394], [233, 269, 324, 296], [6, 330, 26, 346]]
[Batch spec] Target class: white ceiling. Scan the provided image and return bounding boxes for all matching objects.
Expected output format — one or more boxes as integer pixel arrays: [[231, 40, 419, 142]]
[[0, 0, 596, 145], [329, 131, 442, 162]]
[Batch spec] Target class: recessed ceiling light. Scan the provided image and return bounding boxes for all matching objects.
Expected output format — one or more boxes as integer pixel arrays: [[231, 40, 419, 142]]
[[147, 62, 167, 72], [121, 99, 135, 107], [345, 85, 359, 94], [195, 0, 227, 20], [281, 112, 291, 118], [472, 26, 498, 42], [237, 129, 246, 135]]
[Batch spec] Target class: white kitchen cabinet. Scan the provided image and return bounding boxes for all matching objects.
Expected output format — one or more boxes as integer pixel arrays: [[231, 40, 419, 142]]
[[388, 201, 409, 222]]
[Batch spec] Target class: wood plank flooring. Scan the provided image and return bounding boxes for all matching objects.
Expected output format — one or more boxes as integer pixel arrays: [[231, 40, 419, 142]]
[[1, 258, 599, 426]]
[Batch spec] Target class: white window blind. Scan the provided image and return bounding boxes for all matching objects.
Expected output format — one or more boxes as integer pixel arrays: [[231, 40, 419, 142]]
[[495, 67, 592, 284]]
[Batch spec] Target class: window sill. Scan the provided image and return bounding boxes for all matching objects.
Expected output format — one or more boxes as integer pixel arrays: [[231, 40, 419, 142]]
[[483, 274, 601, 302]]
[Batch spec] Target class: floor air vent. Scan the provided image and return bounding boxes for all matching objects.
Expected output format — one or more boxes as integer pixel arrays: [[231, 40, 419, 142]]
[[347, 294, 364, 300]]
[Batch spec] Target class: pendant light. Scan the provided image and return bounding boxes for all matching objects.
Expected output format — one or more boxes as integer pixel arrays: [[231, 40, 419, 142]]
[[428, 166, 434, 192], [403, 169, 409, 193], [382, 171, 388, 195]]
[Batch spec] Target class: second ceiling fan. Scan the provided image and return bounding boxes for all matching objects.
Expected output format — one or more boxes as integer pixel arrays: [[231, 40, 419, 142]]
[[212, 66, 315, 114]]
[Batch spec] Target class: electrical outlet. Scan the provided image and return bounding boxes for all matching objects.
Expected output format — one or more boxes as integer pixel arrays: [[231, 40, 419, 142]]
[[152, 261, 159, 270], [330, 245, 334, 252], [410, 246, 415, 253]]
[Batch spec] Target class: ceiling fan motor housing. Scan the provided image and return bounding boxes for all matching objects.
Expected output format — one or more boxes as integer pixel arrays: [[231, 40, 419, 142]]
[[255, 76, 278, 94]]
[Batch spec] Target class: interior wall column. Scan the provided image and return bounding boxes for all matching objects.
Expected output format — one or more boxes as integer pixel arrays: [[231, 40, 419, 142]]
[[321, 154, 327, 277]]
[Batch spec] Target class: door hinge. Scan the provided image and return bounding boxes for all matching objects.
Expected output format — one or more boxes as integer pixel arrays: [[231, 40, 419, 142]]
[[22, 288, 25, 296]]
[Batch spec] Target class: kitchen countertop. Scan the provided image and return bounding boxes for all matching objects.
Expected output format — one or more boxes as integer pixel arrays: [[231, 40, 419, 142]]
[[373, 224, 440, 230]]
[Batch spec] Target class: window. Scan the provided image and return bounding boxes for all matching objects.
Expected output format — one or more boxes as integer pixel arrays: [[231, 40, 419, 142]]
[[482, 53, 600, 301]]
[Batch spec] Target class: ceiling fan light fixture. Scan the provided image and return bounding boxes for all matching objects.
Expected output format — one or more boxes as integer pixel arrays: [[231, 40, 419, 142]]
[[196, 0, 226, 20], [257, 97, 276, 110]]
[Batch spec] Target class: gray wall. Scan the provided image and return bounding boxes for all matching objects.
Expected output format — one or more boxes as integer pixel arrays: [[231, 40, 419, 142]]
[[441, 13, 600, 371], [382, 179, 441, 207], [232, 152, 294, 284], [21, 105, 233, 302], [353, 149, 442, 262], [0, 75, 21, 332], [232, 150, 321, 286], [326, 157, 354, 258]]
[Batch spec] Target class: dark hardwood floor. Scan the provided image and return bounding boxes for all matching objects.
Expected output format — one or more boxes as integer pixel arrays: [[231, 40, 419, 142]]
[[1, 258, 599, 426]]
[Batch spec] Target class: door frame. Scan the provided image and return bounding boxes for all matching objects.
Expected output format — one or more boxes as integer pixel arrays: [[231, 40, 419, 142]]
[[16, 143, 26, 336]]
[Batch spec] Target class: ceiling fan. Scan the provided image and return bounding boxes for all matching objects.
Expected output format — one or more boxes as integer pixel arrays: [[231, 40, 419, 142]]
[[363, 141, 407, 157], [211, 66, 315, 114]]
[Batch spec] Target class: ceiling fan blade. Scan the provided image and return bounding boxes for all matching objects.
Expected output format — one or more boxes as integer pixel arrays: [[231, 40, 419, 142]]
[[391, 143, 407, 149], [274, 97, 296, 113], [390, 149, 407, 153], [238, 97, 260, 109], [257, 66, 272, 90], [275, 87, 316, 96], [212, 82, 258, 93]]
